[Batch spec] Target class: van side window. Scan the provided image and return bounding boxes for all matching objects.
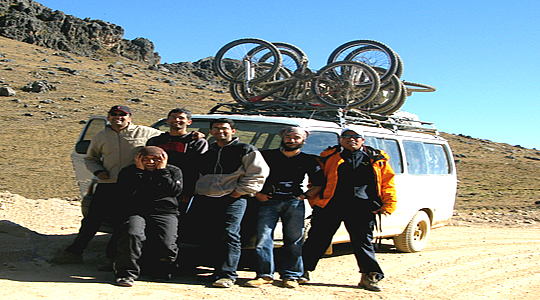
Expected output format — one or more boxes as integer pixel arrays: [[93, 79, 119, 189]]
[[403, 141, 428, 175], [380, 139, 403, 174], [75, 118, 107, 154], [424, 143, 451, 175], [365, 137, 403, 174], [82, 118, 107, 141], [304, 131, 339, 155]]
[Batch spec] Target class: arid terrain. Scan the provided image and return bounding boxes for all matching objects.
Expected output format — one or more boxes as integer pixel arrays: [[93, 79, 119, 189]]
[[1, 36, 540, 299]]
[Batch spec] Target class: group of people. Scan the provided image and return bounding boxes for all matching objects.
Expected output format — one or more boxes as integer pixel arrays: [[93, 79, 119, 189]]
[[52, 105, 397, 292]]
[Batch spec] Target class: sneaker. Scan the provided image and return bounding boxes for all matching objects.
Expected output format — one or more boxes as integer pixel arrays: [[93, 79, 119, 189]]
[[298, 271, 310, 284], [358, 272, 382, 292], [116, 277, 135, 287], [283, 278, 299, 289], [244, 276, 273, 287], [50, 251, 83, 264], [212, 277, 235, 288]]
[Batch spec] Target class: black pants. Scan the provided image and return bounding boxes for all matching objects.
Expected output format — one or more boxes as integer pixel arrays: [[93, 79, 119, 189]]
[[66, 183, 120, 259], [302, 199, 384, 279], [115, 213, 179, 279]]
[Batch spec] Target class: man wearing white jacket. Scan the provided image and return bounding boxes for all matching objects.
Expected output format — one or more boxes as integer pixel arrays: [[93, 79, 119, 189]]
[[52, 105, 161, 268], [192, 118, 269, 288]]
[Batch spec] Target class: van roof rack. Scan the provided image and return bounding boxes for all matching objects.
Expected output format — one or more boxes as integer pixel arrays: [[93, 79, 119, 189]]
[[209, 102, 439, 135]]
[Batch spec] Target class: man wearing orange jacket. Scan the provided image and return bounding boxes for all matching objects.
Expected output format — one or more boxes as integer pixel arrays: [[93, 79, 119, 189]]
[[301, 128, 397, 292]]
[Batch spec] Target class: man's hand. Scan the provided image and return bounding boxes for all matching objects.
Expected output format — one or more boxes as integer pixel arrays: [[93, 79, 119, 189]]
[[134, 153, 145, 170], [192, 131, 206, 139], [229, 190, 242, 198], [255, 192, 271, 202], [179, 195, 192, 203], [156, 151, 168, 169], [96, 171, 110, 180]]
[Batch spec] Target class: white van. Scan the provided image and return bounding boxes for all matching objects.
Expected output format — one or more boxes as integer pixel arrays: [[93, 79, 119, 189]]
[[71, 109, 457, 253]]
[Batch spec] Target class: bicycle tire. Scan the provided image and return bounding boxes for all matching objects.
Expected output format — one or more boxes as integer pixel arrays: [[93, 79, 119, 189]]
[[229, 66, 292, 103], [312, 61, 380, 108], [213, 38, 281, 84], [403, 81, 436, 94], [359, 74, 402, 113], [377, 80, 407, 115], [260, 48, 302, 74], [272, 42, 308, 65], [328, 40, 398, 83]]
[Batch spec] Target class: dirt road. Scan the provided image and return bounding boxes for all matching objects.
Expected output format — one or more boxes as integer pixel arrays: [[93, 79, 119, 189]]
[[1, 194, 539, 300]]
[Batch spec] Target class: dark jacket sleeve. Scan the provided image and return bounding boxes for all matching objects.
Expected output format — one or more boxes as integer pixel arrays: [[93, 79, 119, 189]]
[[153, 166, 183, 198]]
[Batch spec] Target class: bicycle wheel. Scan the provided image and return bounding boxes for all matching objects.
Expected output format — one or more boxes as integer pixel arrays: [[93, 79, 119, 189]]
[[358, 74, 402, 113], [377, 80, 407, 115], [329, 40, 398, 83], [312, 61, 380, 108], [272, 42, 308, 69], [260, 48, 302, 74], [229, 66, 292, 103], [214, 38, 281, 84], [403, 81, 436, 95]]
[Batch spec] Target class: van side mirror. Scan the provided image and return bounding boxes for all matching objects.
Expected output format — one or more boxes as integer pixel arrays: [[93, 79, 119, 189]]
[[75, 140, 91, 154]]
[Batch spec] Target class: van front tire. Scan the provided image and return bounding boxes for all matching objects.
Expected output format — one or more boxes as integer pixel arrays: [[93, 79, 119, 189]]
[[393, 211, 431, 253]]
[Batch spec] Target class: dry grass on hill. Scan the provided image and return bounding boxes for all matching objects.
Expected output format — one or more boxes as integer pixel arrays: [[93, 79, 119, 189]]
[[1, 36, 540, 222]]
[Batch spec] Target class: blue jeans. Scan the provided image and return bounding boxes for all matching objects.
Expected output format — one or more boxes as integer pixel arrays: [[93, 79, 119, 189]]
[[191, 195, 247, 280], [255, 198, 305, 279]]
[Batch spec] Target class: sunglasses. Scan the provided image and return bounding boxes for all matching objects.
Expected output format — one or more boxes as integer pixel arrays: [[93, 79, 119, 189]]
[[109, 112, 128, 116], [341, 134, 363, 139]]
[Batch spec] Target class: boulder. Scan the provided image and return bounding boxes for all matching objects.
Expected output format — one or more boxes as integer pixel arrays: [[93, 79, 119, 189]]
[[0, 86, 16, 96]]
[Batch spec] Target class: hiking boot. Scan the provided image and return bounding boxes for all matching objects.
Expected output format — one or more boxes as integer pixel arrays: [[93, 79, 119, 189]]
[[298, 271, 310, 284], [212, 277, 235, 288], [244, 276, 273, 287], [283, 278, 299, 288], [50, 251, 83, 264], [116, 277, 135, 287], [358, 272, 382, 292]]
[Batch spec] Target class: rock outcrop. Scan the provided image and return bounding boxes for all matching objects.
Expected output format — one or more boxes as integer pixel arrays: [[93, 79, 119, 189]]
[[0, 0, 160, 64]]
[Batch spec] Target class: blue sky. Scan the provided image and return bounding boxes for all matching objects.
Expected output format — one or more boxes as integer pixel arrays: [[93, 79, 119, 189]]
[[38, 0, 540, 149]]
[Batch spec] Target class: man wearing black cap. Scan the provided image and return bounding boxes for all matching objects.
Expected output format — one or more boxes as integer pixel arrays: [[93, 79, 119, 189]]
[[52, 105, 162, 267], [114, 146, 183, 287], [245, 126, 325, 289], [300, 128, 397, 292]]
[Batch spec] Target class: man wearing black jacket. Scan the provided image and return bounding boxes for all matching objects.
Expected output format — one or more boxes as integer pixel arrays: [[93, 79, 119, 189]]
[[146, 108, 208, 205], [114, 146, 183, 287]]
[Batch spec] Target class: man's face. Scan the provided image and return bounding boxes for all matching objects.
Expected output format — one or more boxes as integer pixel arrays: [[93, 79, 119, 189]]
[[166, 112, 192, 130], [107, 110, 131, 129], [211, 122, 235, 143], [141, 155, 162, 171], [339, 130, 365, 151], [281, 132, 305, 151]]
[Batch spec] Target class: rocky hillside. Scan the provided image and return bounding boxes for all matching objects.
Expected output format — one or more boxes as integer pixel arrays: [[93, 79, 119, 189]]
[[0, 0, 160, 64]]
